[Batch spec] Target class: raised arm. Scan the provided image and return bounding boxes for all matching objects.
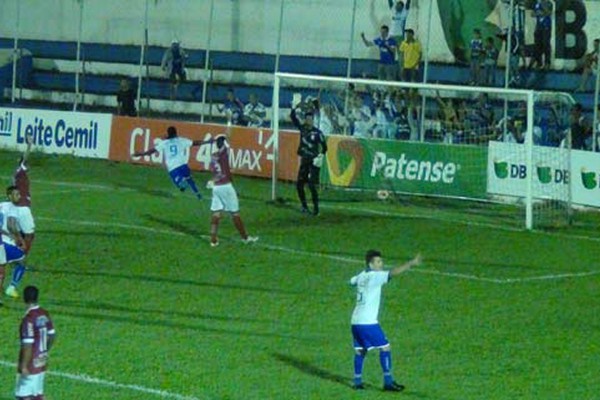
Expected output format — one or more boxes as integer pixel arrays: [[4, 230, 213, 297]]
[[388, 0, 394, 9], [360, 32, 373, 47], [161, 49, 169, 70], [132, 148, 158, 157], [191, 138, 213, 147], [406, 0, 411, 10], [290, 107, 302, 129], [22, 134, 32, 163], [435, 90, 446, 107], [389, 253, 422, 277]]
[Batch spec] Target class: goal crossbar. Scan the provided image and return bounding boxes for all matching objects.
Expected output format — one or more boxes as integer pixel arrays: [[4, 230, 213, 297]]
[[275, 72, 535, 98], [273, 72, 537, 229]]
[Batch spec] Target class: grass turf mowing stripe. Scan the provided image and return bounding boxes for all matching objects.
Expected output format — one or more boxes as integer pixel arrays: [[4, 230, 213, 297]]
[[36, 216, 600, 285], [16, 175, 600, 244]]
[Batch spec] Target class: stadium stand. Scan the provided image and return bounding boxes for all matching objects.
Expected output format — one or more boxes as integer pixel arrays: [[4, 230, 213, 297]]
[[0, 37, 596, 121]]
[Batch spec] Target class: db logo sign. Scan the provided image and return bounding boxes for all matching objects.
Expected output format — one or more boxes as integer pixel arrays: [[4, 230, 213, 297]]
[[494, 160, 569, 184], [536, 165, 569, 184], [493, 160, 526, 179], [581, 169, 600, 190]]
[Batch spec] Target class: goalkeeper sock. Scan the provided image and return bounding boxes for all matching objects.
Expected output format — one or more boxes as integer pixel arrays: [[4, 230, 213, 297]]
[[354, 352, 365, 385], [296, 182, 308, 209], [11, 263, 26, 287], [308, 182, 319, 214], [380, 351, 393, 385]]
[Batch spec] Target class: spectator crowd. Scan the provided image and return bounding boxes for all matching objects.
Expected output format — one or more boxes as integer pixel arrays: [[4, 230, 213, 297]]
[[116, 0, 600, 152]]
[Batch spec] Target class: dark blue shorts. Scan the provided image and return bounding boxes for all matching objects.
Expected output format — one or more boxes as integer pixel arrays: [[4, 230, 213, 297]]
[[169, 64, 187, 82], [352, 324, 389, 351], [168, 164, 191, 188], [3, 243, 25, 263]]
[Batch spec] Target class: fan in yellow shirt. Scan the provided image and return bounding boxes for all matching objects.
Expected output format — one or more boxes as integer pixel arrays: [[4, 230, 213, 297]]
[[399, 29, 422, 82]]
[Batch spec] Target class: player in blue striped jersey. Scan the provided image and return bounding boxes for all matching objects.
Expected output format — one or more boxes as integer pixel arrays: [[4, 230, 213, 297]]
[[133, 126, 211, 199]]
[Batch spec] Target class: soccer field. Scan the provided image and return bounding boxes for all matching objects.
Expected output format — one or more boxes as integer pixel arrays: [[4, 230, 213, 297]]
[[0, 151, 599, 400]]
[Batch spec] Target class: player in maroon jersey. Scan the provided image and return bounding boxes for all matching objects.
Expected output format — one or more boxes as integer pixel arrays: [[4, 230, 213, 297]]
[[207, 134, 258, 247], [13, 133, 33, 208], [15, 286, 56, 400]]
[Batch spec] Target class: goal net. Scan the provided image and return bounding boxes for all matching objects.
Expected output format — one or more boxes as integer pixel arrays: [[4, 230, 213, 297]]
[[271, 72, 574, 230]]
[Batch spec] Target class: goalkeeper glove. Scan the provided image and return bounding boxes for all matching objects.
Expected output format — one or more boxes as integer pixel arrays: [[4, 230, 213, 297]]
[[312, 154, 324, 168]]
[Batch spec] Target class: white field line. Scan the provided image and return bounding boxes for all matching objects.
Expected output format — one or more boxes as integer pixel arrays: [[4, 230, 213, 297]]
[[326, 204, 526, 234], [38, 216, 599, 284], [0, 176, 124, 191], [409, 268, 507, 283], [11, 175, 600, 244], [38, 217, 188, 237], [499, 270, 600, 283], [7, 176, 598, 282], [0, 360, 204, 400], [35, 188, 96, 196]]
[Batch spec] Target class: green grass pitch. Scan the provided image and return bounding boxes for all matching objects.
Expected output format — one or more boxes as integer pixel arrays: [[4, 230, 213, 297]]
[[0, 151, 599, 400]]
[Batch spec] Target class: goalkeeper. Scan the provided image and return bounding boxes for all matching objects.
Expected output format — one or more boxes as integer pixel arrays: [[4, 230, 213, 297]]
[[290, 103, 327, 216]]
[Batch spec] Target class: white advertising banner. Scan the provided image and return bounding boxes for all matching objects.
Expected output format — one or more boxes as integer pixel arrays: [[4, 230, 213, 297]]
[[571, 150, 600, 208], [488, 141, 600, 208], [0, 107, 112, 158]]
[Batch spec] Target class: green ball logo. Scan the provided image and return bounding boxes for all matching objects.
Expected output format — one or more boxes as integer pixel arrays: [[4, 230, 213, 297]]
[[536, 165, 552, 184], [581, 169, 597, 190], [493, 160, 508, 179]]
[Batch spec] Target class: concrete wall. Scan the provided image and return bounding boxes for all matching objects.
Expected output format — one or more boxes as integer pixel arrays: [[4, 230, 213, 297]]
[[0, 0, 599, 67], [0, 0, 443, 60]]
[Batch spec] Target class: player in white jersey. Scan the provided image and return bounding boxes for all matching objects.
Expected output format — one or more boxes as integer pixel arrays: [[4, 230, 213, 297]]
[[0, 186, 33, 301], [133, 126, 211, 199], [350, 249, 421, 392]]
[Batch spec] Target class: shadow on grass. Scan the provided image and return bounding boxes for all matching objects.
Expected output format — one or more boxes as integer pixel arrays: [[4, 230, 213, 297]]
[[272, 353, 437, 399], [48, 299, 274, 324], [116, 182, 176, 199], [55, 309, 314, 343], [271, 352, 351, 388], [35, 268, 301, 295]]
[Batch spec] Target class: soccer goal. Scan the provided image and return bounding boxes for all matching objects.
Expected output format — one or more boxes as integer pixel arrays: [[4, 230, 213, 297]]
[[271, 72, 575, 230]]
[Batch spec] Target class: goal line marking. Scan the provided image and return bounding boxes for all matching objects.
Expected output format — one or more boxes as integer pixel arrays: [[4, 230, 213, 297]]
[[0, 360, 204, 400]]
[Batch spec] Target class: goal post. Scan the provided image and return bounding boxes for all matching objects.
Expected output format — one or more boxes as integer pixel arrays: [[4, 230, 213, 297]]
[[271, 72, 574, 230]]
